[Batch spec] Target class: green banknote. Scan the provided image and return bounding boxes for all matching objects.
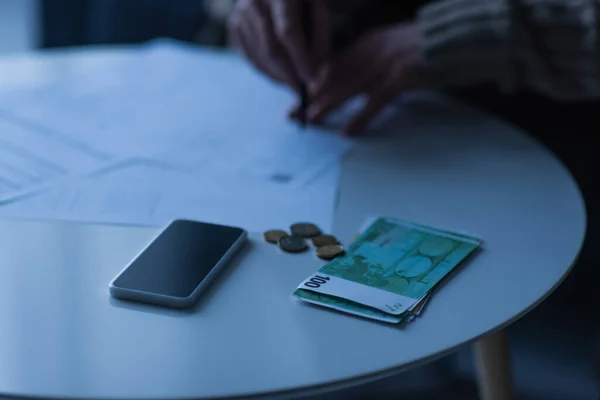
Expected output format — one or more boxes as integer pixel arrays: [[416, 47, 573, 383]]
[[294, 288, 406, 323], [294, 289, 431, 324], [293, 216, 482, 323]]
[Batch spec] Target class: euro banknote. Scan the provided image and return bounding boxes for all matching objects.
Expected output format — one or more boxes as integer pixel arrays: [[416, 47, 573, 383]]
[[293, 216, 482, 323]]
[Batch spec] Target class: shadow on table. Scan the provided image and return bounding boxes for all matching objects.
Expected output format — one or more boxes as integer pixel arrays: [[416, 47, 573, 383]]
[[108, 240, 253, 318]]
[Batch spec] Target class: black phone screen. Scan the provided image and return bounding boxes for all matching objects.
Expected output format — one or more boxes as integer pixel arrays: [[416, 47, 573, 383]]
[[113, 220, 245, 298]]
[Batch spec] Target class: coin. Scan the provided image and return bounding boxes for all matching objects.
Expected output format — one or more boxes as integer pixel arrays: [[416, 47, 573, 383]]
[[278, 235, 308, 253], [352, 233, 360, 242], [264, 229, 288, 244], [290, 222, 321, 238], [311, 234, 339, 247], [316, 244, 345, 260]]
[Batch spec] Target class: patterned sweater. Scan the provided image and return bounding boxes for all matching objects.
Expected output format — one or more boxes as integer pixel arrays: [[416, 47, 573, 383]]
[[418, 0, 600, 100], [213, 0, 599, 100]]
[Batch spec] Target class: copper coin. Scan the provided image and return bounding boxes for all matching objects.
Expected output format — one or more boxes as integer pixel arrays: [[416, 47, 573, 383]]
[[264, 229, 288, 244], [290, 222, 321, 238], [316, 244, 345, 260], [278, 235, 308, 253], [311, 234, 339, 247]]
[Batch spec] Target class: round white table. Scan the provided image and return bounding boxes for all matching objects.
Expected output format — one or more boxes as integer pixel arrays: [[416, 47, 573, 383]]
[[0, 45, 586, 400]]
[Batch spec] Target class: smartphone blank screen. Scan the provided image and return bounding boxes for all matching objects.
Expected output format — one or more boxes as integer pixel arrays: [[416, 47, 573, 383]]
[[112, 220, 245, 298]]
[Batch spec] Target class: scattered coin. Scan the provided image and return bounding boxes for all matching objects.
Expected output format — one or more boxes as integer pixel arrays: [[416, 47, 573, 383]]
[[311, 234, 339, 247], [264, 229, 288, 244], [316, 244, 345, 260], [278, 235, 308, 253], [290, 222, 321, 238]]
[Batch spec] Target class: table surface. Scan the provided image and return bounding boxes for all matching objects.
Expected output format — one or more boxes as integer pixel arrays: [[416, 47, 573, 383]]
[[0, 44, 587, 399]]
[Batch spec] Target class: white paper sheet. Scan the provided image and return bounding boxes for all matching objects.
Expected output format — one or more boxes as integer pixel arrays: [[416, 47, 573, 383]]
[[0, 40, 353, 189], [0, 158, 340, 232], [0, 40, 351, 230], [154, 127, 350, 188], [0, 117, 113, 203], [136, 41, 353, 187]]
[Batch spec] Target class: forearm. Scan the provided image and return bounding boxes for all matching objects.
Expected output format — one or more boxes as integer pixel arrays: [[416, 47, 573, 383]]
[[418, 0, 600, 101]]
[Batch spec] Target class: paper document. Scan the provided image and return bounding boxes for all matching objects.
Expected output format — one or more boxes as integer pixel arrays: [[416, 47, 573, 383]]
[[0, 40, 353, 188], [0, 40, 351, 232], [0, 158, 340, 232], [0, 41, 352, 158], [0, 117, 113, 203], [143, 41, 353, 187], [154, 127, 351, 188]]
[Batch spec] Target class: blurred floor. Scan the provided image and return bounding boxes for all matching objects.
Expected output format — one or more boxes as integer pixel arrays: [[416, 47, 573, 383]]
[[0, 0, 36, 54]]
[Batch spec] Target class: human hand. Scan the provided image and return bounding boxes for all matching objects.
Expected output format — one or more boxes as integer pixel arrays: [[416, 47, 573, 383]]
[[292, 22, 427, 135], [228, 0, 331, 90]]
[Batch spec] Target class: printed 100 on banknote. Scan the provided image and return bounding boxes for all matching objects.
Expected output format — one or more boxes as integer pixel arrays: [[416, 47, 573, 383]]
[[293, 216, 482, 323]]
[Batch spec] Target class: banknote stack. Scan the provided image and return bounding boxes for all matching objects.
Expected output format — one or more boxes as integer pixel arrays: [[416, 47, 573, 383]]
[[293, 216, 482, 324]]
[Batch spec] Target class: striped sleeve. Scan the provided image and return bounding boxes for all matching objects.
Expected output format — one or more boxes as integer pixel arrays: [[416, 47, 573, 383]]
[[417, 0, 600, 101]]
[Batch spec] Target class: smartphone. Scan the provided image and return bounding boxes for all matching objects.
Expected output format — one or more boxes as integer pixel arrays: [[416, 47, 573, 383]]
[[109, 219, 247, 309]]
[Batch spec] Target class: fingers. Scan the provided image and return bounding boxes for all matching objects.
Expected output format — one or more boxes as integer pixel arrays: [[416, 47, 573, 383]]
[[343, 67, 417, 135], [228, 0, 299, 87], [249, 2, 300, 86], [307, 66, 378, 124], [311, 1, 332, 65], [237, 16, 289, 84], [270, 0, 313, 82], [305, 36, 375, 120], [288, 102, 301, 120], [230, 0, 331, 92], [342, 88, 396, 136]]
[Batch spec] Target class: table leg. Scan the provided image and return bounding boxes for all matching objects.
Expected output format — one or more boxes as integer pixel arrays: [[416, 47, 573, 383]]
[[473, 329, 515, 400]]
